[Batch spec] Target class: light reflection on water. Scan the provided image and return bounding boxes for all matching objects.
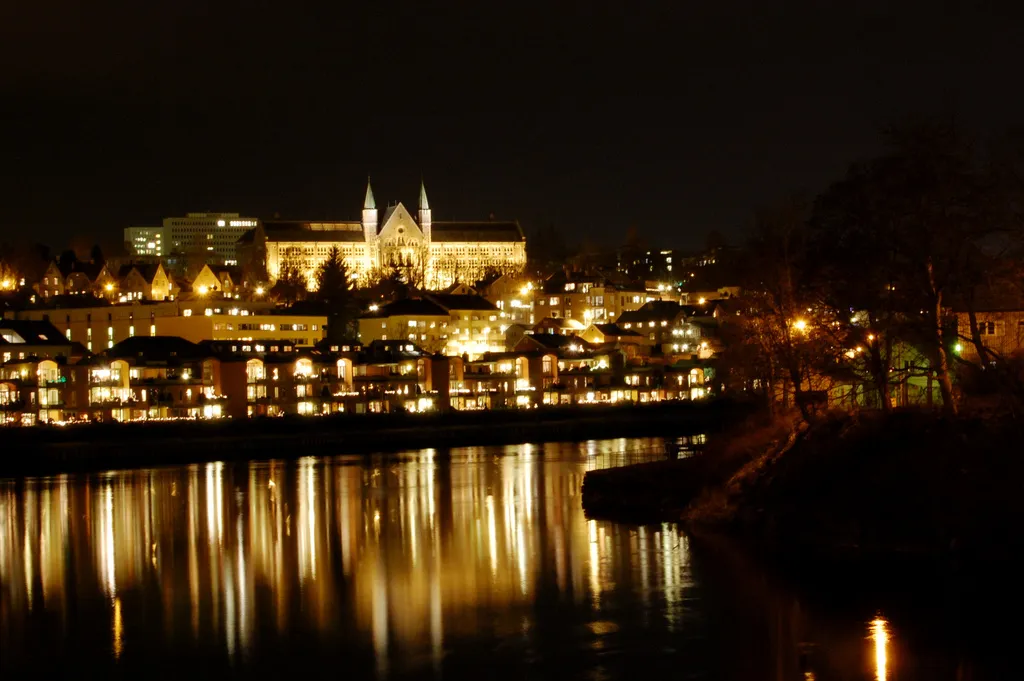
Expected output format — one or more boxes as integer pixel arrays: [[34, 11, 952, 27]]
[[1, 438, 695, 677], [0, 436, 988, 680]]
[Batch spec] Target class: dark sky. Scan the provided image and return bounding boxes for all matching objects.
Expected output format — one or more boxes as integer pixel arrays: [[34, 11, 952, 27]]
[[2, 1, 1022, 252]]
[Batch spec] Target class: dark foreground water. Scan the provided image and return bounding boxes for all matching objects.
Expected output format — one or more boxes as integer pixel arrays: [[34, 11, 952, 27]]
[[0, 438, 1010, 679]]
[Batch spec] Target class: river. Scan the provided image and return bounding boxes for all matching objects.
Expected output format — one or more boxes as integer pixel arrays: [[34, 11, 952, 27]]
[[0, 437, 1009, 679]]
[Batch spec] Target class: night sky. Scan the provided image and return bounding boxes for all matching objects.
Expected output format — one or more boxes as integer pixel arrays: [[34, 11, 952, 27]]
[[3, 1, 1023, 252]]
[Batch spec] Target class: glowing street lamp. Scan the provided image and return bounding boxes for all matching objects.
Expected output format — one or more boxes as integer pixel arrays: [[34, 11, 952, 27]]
[[198, 285, 209, 296], [792, 319, 808, 332], [255, 286, 264, 296], [104, 283, 114, 293]]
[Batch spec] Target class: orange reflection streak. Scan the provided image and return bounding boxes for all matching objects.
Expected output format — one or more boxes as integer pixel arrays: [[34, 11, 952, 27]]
[[113, 596, 123, 659], [0, 439, 693, 669], [870, 616, 890, 681]]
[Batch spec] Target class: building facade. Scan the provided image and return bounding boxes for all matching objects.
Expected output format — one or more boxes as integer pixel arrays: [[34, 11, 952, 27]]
[[357, 293, 505, 359], [124, 226, 166, 258], [12, 300, 323, 352], [241, 181, 526, 290], [164, 213, 260, 267]]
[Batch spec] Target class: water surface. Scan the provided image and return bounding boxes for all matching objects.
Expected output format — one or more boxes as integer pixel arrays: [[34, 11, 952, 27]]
[[0, 437, 1006, 679]]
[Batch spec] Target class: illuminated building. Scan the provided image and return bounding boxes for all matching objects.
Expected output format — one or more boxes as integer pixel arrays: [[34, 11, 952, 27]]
[[534, 272, 651, 325], [358, 293, 505, 359], [13, 301, 324, 350], [36, 260, 118, 299], [164, 212, 260, 267], [124, 226, 165, 257], [188, 264, 246, 299], [240, 180, 526, 290], [114, 263, 173, 301]]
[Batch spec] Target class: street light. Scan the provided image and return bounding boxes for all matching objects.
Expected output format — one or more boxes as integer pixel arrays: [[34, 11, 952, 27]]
[[792, 319, 808, 332], [198, 285, 209, 296], [255, 286, 264, 296]]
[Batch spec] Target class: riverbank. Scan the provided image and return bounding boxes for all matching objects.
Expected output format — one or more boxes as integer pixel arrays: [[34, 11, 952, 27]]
[[0, 399, 753, 477], [583, 408, 1024, 564]]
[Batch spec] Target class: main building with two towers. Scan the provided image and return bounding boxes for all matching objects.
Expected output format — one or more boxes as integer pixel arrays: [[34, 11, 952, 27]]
[[239, 180, 526, 290]]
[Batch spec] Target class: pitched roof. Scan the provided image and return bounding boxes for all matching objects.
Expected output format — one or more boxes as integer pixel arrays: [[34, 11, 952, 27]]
[[366, 298, 449, 318], [0, 319, 71, 346], [617, 300, 686, 325], [262, 221, 365, 243], [431, 221, 524, 243], [360, 339, 426, 362], [117, 263, 162, 284], [104, 336, 204, 361], [237, 228, 257, 245], [518, 333, 591, 351], [594, 323, 643, 337], [74, 261, 107, 281], [424, 293, 498, 311]]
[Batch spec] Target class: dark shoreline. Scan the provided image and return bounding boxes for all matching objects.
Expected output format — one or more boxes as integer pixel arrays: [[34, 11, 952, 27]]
[[581, 409, 1024, 569], [1, 400, 753, 477]]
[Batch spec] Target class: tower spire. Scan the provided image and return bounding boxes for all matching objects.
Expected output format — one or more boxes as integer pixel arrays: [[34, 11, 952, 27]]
[[418, 177, 432, 244], [364, 177, 376, 210], [418, 178, 429, 211]]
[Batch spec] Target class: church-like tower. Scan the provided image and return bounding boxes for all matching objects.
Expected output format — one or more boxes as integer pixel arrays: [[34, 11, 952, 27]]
[[418, 180, 432, 243], [362, 177, 378, 243]]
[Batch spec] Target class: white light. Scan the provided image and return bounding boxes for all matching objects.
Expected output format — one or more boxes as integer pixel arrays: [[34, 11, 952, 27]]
[[217, 220, 226, 227]]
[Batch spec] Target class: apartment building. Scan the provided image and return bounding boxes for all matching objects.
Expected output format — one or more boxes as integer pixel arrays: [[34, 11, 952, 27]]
[[358, 293, 504, 359], [11, 300, 321, 351]]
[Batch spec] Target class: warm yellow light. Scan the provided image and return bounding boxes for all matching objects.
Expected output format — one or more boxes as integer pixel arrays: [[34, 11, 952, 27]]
[[0, 279, 12, 290], [698, 297, 707, 305], [870, 617, 889, 681], [793, 319, 808, 332], [868, 334, 875, 342], [198, 285, 209, 295], [104, 283, 114, 292], [255, 286, 264, 296]]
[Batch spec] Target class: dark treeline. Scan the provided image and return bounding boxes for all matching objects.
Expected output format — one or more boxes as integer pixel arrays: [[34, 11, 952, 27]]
[[716, 119, 1024, 420]]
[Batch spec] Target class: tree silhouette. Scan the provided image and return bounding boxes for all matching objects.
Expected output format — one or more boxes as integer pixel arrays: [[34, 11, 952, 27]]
[[314, 246, 356, 339], [270, 264, 308, 304]]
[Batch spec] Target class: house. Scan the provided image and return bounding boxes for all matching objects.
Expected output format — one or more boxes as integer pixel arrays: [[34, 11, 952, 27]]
[[190, 264, 245, 299], [579, 323, 646, 347], [616, 300, 690, 346], [357, 293, 503, 359], [476, 273, 535, 325], [952, 294, 1024, 363], [532, 317, 585, 336], [534, 271, 651, 324], [0, 319, 86, 363], [116, 263, 172, 301]]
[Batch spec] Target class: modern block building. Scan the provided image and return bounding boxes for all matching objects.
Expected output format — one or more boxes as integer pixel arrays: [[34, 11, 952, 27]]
[[124, 226, 166, 258], [164, 213, 260, 267]]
